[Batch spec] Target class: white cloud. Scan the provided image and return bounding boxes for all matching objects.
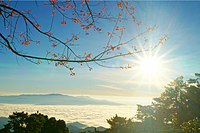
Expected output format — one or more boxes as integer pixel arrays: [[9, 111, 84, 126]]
[[97, 84, 123, 90]]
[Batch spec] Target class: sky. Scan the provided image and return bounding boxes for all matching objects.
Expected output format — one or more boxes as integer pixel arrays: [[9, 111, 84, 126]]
[[1, 1, 200, 103]]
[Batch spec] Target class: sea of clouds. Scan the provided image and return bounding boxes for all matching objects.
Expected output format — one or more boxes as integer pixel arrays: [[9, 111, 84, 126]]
[[0, 104, 136, 127]]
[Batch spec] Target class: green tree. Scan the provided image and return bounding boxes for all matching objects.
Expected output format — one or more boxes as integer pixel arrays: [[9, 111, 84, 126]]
[[136, 73, 200, 132], [26, 113, 48, 133], [42, 117, 68, 133], [4, 112, 29, 133], [107, 114, 134, 133], [181, 118, 200, 133], [0, 112, 69, 133]]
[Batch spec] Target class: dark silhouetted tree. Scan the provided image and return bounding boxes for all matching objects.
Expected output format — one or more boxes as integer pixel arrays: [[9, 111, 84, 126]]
[[0, 112, 69, 133], [107, 114, 134, 133], [42, 117, 68, 133]]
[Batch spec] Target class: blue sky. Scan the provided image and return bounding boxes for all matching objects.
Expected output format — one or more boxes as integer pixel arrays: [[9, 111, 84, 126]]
[[1, 1, 200, 101]]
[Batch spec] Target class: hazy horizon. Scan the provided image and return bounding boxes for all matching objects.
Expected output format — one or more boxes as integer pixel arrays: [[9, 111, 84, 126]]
[[0, 93, 153, 106], [1, 1, 200, 132]]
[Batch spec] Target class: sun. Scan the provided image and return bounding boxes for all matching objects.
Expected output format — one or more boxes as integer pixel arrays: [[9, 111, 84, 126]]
[[127, 53, 167, 90], [125, 40, 175, 89], [139, 56, 161, 77], [131, 50, 170, 85]]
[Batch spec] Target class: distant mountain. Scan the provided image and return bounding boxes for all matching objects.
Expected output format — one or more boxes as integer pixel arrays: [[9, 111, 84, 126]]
[[0, 117, 8, 129], [67, 122, 107, 133], [67, 122, 87, 133], [0, 94, 120, 105], [81, 126, 107, 133], [66, 121, 87, 129], [67, 124, 81, 133]]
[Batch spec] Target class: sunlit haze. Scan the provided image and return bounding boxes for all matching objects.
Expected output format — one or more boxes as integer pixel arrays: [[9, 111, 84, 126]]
[[0, 1, 200, 131]]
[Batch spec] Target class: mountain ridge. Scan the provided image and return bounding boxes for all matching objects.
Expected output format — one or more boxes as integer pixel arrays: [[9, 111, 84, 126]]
[[0, 93, 120, 105]]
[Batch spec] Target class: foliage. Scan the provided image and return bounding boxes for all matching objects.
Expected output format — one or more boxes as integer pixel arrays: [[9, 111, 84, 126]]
[[106, 114, 135, 133], [104, 74, 200, 133], [0, 1, 167, 75], [0, 111, 69, 133], [136, 73, 200, 132], [181, 118, 200, 133]]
